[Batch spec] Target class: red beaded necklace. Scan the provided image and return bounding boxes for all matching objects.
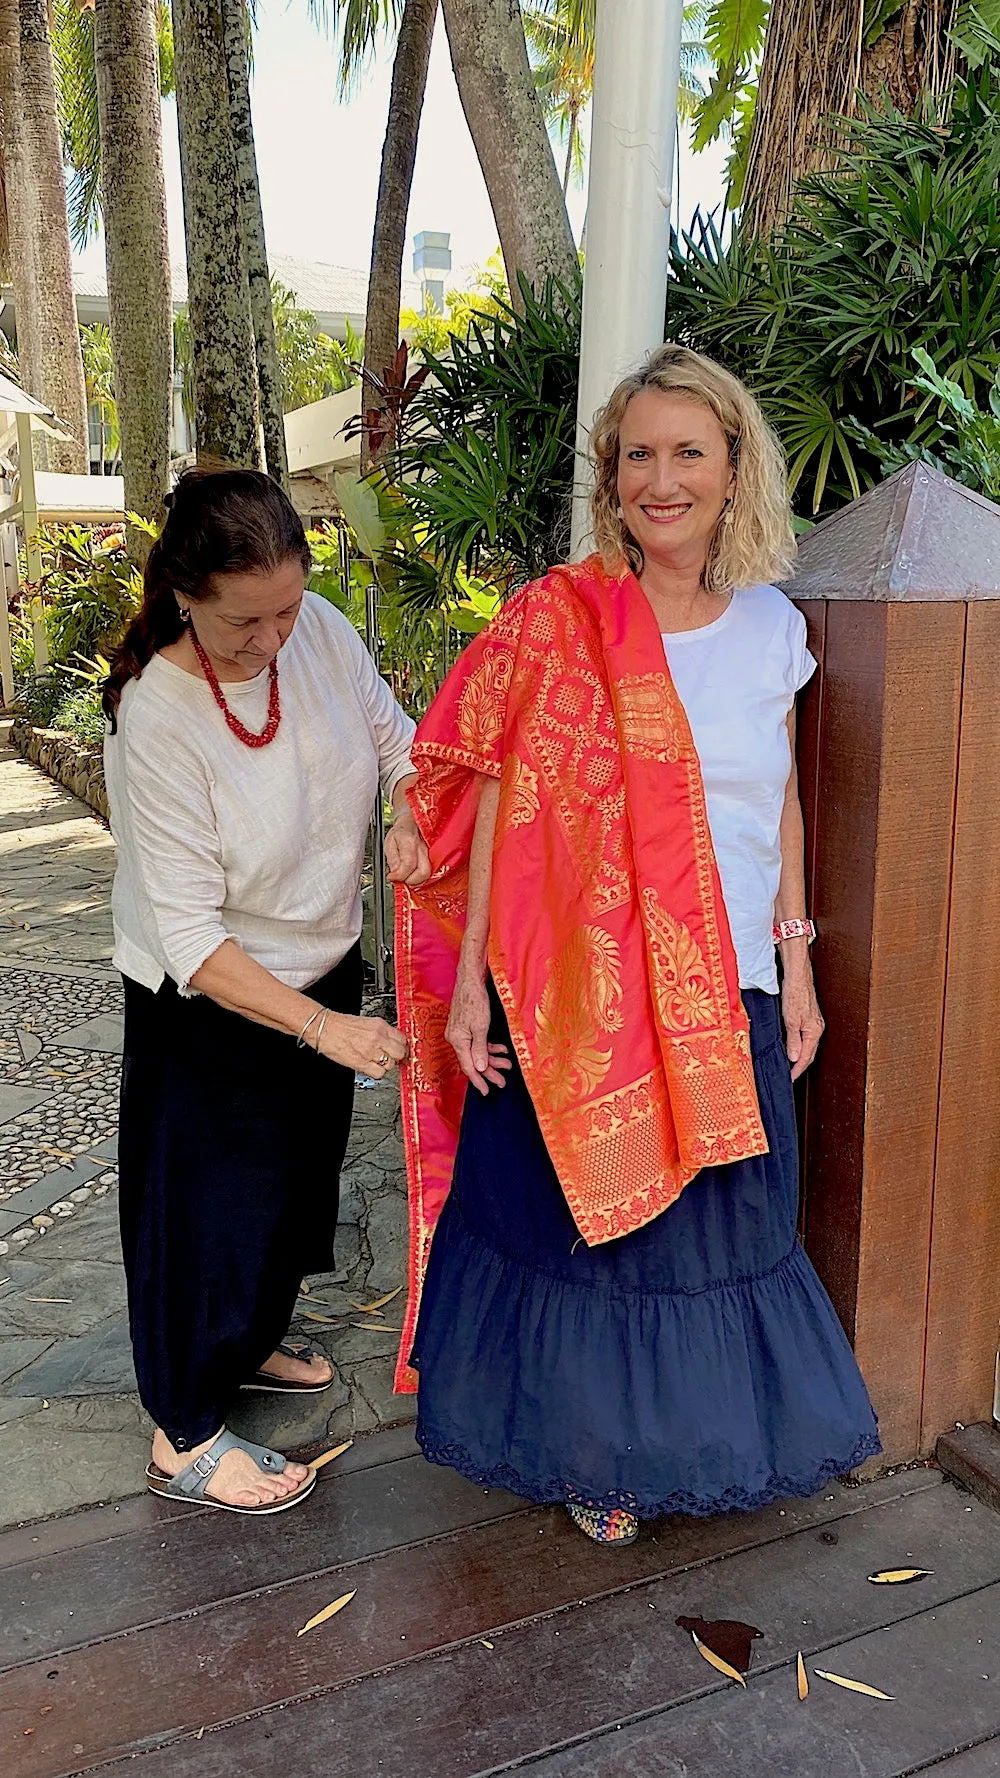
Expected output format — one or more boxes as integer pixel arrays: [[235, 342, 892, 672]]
[[189, 629, 281, 749]]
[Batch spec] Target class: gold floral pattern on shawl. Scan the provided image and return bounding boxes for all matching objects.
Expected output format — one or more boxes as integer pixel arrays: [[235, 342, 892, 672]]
[[456, 650, 513, 755], [516, 585, 632, 913], [499, 752, 540, 831], [616, 674, 695, 763], [534, 925, 624, 1108], [642, 887, 717, 1033], [408, 1000, 463, 1097]]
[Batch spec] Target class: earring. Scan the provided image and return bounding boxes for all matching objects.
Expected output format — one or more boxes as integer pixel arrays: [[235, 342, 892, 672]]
[[178, 607, 190, 622]]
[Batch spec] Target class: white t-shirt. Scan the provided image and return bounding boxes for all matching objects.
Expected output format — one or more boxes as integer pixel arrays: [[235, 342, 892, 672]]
[[105, 591, 415, 994], [662, 582, 815, 995]]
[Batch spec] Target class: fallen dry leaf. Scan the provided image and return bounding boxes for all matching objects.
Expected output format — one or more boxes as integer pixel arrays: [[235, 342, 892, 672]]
[[40, 1147, 76, 1162], [310, 1440, 354, 1473], [481, 1640, 494, 1650], [815, 1669, 893, 1700], [350, 1322, 401, 1334], [349, 1287, 403, 1314], [691, 1632, 747, 1688], [297, 1590, 356, 1636], [677, 1616, 762, 1674], [797, 1652, 809, 1701], [867, 1568, 933, 1585], [301, 1311, 339, 1325], [25, 1297, 71, 1305], [195, 1729, 204, 1741]]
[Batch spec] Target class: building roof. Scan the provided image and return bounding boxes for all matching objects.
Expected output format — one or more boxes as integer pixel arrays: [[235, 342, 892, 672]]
[[64, 256, 423, 337]]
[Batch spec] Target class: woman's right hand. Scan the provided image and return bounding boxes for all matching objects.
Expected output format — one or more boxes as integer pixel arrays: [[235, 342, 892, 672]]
[[316, 1012, 409, 1079], [446, 967, 511, 1096]]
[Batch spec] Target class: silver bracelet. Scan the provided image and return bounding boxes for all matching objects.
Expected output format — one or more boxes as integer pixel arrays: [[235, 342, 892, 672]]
[[296, 1007, 322, 1049], [312, 1010, 329, 1053]]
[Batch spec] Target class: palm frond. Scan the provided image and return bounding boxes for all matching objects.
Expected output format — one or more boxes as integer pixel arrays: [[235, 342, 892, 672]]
[[52, 0, 102, 247]]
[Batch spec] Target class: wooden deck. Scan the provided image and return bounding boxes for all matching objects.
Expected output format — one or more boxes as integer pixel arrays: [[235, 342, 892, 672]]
[[4, 1427, 1000, 1776]]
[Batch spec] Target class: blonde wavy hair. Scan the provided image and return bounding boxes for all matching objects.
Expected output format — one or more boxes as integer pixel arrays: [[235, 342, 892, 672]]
[[590, 343, 796, 592]]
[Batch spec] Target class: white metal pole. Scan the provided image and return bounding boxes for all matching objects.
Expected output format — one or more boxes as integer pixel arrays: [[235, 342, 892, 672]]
[[570, 0, 685, 557]]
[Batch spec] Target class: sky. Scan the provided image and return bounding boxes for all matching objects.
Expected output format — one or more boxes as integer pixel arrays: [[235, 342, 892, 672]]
[[74, 3, 729, 290]]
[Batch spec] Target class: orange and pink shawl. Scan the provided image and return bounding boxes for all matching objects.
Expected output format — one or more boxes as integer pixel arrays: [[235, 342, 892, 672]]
[[393, 555, 766, 1392]]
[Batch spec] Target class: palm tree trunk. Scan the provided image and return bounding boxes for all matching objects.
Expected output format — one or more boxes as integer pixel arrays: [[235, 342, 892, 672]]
[[363, 0, 438, 470], [440, 0, 577, 300], [0, 0, 88, 472], [172, 0, 260, 469], [94, 0, 172, 554], [562, 108, 578, 197], [219, 0, 288, 490], [743, 0, 960, 237]]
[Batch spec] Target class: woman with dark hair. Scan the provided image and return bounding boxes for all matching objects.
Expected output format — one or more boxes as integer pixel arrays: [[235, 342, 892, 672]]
[[104, 469, 429, 1515]]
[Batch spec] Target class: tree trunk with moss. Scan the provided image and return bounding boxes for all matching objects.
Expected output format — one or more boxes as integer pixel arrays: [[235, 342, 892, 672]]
[[0, 0, 88, 471], [219, 0, 288, 489], [743, 0, 961, 237], [363, 0, 438, 468], [440, 0, 577, 299], [94, 0, 172, 552], [172, 0, 260, 469]]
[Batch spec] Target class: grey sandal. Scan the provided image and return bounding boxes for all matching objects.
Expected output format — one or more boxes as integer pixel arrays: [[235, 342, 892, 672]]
[[146, 1428, 316, 1514], [241, 1336, 335, 1395]]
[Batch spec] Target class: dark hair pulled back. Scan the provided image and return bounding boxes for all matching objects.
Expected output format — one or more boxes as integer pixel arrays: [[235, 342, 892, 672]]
[[103, 468, 311, 730]]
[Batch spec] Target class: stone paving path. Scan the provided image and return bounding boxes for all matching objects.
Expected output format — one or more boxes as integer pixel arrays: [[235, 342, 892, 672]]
[[0, 721, 412, 1530]]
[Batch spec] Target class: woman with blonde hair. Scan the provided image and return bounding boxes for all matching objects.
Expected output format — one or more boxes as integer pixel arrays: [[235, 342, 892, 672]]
[[394, 345, 879, 1544]]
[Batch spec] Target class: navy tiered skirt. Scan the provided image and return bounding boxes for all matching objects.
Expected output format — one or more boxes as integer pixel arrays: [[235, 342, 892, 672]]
[[411, 983, 880, 1518]]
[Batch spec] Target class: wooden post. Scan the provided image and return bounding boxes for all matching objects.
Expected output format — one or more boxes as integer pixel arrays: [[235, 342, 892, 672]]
[[16, 409, 48, 672], [789, 461, 1000, 1464]]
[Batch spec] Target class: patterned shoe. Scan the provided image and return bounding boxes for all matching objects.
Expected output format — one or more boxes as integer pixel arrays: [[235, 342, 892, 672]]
[[567, 1504, 640, 1546]]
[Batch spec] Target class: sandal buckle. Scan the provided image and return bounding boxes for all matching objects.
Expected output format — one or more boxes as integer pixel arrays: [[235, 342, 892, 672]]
[[192, 1451, 218, 1478]]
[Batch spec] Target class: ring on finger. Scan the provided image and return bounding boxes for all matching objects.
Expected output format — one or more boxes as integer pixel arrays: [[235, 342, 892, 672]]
[[377, 1051, 390, 1067]]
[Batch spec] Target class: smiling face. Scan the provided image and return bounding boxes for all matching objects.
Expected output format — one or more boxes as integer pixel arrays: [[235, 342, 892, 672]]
[[181, 558, 306, 680], [616, 389, 736, 573]]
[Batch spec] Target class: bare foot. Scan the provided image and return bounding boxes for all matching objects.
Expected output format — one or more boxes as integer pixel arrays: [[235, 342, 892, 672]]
[[257, 1345, 334, 1388], [151, 1427, 311, 1508]]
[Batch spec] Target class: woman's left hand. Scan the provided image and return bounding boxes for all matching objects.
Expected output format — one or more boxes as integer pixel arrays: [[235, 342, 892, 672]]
[[782, 965, 825, 1082], [385, 807, 431, 888]]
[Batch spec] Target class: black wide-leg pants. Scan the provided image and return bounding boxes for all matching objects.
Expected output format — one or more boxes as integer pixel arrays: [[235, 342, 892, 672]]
[[118, 944, 362, 1450]]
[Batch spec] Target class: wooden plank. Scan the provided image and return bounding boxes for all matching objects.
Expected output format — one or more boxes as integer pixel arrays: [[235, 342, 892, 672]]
[[800, 601, 885, 1335], [854, 602, 964, 1460], [510, 1587, 1000, 1778], [0, 1461, 939, 1678], [57, 1481, 1000, 1778], [791, 599, 827, 1239], [0, 1452, 525, 1673], [922, 602, 1000, 1447], [912, 1742, 1000, 1776], [0, 1423, 420, 1574]]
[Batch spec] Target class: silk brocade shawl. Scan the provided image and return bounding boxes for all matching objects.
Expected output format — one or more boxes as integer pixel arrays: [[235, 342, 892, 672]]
[[393, 557, 767, 1391]]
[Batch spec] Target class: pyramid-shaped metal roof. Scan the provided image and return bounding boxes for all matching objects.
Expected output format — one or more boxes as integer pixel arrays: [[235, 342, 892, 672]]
[[785, 461, 1000, 602]]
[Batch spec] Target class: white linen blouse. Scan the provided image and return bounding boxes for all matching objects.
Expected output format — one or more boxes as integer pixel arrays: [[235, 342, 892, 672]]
[[104, 591, 416, 994]]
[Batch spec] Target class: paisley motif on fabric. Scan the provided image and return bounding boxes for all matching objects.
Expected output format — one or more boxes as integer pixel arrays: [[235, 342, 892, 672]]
[[534, 926, 624, 1108], [456, 650, 513, 755], [408, 1000, 462, 1097], [642, 888, 717, 1033], [616, 674, 695, 762], [500, 753, 540, 831]]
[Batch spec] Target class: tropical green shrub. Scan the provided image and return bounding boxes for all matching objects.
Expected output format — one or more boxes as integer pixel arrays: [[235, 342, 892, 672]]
[[399, 269, 582, 588], [309, 474, 502, 720], [850, 345, 1000, 500], [28, 525, 142, 664], [13, 526, 140, 734], [668, 67, 1000, 514]]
